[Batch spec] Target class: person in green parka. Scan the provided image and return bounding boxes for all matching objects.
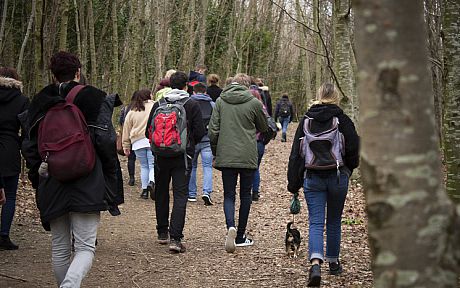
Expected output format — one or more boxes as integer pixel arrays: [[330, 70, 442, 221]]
[[208, 73, 269, 253]]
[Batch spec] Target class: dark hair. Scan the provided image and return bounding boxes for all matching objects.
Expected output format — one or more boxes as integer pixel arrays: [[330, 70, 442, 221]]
[[0, 67, 20, 80], [170, 72, 188, 89], [193, 82, 207, 94], [282, 93, 289, 99], [131, 89, 152, 111], [49, 51, 82, 82]]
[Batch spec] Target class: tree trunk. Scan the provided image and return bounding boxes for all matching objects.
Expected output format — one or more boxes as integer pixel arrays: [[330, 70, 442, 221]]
[[111, 0, 119, 93], [0, 0, 8, 55], [87, 0, 97, 84], [354, 0, 460, 287], [442, 0, 460, 203], [58, 0, 69, 50], [198, 0, 207, 65], [73, 0, 81, 59], [314, 0, 323, 90], [17, 0, 36, 75]]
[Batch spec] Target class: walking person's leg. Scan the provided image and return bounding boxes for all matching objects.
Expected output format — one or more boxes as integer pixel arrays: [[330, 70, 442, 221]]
[[221, 168, 238, 253], [236, 169, 255, 245], [155, 156, 171, 243], [49, 213, 71, 286], [251, 142, 265, 201], [134, 148, 150, 199], [188, 144, 200, 201], [146, 149, 156, 199], [127, 149, 136, 186], [201, 142, 214, 205], [281, 117, 289, 141], [59, 212, 100, 288], [0, 175, 19, 250]]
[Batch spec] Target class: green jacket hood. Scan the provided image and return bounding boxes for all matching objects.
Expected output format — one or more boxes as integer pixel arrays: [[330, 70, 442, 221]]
[[220, 84, 253, 105]]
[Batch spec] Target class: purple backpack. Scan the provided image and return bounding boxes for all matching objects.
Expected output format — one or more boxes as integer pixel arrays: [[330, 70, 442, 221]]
[[300, 116, 345, 170]]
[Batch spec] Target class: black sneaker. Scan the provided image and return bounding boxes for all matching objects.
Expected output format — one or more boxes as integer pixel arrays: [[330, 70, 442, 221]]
[[169, 239, 186, 253], [158, 232, 169, 245], [252, 191, 259, 201], [235, 237, 254, 247], [148, 181, 155, 201], [140, 189, 148, 199], [0, 236, 18, 250], [329, 260, 343, 275], [307, 264, 321, 287], [128, 177, 135, 186], [202, 194, 213, 206]]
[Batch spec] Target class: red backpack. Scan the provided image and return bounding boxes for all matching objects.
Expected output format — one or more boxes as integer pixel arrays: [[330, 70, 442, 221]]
[[38, 85, 96, 182]]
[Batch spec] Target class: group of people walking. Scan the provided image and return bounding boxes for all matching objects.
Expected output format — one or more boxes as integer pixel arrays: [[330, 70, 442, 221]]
[[0, 51, 359, 287]]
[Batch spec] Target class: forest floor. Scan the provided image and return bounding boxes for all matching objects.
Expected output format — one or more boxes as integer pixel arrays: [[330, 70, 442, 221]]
[[0, 125, 373, 288]]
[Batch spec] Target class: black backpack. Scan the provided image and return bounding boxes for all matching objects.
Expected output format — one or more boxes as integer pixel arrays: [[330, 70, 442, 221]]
[[279, 100, 291, 117], [196, 100, 213, 132]]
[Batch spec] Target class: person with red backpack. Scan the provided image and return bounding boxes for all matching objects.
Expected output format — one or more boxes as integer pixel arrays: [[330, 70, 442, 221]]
[[145, 71, 205, 253], [287, 83, 359, 286], [21, 51, 123, 287]]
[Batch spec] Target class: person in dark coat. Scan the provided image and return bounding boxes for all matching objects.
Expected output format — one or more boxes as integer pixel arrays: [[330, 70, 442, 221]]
[[287, 83, 359, 286], [274, 94, 295, 142], [21, 51, 122, 287], [0, 67, 29, 250], [206, 73, 223, 102]]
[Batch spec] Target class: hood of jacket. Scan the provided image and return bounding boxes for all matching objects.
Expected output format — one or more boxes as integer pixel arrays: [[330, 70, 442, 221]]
[[220, 84, 253, 105], [189, 70, 206, 82], [164, 89, 190, 102], [306, 104, 343, 122], [159, 78, 170, 87], [0, 77, 24, 103], [191, 93, 213, 103]]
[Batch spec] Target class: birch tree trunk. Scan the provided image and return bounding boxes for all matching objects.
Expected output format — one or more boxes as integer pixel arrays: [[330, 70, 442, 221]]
[[111, 0, 119, 93], [87, 0, 97, 84], [17, 0, 36, 75], [442, 0, 460, 203], [314, 0, 323, 90], [198, 0, 207, 65], [58, 0, 69, 50], [73, 0, 81, 59], [354, 0, 460, 286]]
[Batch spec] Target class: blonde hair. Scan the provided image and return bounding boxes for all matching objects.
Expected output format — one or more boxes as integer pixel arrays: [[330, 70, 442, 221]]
[[207, 74, 220, 86], [164, 69, 176, 79], [311, 83, 340, 106], [232, 73, 251, 88]]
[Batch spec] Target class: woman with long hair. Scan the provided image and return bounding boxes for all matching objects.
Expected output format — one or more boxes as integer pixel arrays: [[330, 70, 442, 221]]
[[122, 89, 155, 199]]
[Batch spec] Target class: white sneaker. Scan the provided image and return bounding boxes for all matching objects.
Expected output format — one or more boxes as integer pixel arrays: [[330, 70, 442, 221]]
[[225, 227, 237, 253], [188, 197, 197, 202], [235, 237, 254, 247]]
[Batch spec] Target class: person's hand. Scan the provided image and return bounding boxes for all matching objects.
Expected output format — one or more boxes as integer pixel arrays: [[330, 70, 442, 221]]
[[124, 148, 130, 157], [0, 188, 6, 205]]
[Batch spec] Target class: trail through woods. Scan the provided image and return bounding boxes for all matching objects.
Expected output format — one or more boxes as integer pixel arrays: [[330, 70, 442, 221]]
[[0, 126, 372, 287]]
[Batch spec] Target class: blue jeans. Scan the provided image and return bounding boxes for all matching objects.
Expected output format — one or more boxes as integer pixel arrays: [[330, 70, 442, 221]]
[[280, 116, 290, 134], [304, 171, 349, 263], [134, 148, 155, 189], [1, 175, 19, 236], [222, 168, 255, 241], [189, 141, 213, 198], [251, 141, 265, 193]]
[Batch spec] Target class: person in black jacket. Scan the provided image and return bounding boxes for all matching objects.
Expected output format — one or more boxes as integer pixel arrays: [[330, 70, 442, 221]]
[[274, 94, 295, 142], [287, 83, 359, 286], [21, 52, 122, 287], [206, 73, 223, 102], [0, 67, 29, 250], [145, 71, 206, 253]]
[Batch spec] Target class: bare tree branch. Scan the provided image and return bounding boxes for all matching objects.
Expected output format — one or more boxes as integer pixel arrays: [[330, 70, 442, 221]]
[[293, 42, 327, 58], [269, 0, 318, 34]]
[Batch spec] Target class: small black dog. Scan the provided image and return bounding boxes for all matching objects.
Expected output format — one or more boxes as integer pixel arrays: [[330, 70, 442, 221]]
[[285, 221, 301, 258]]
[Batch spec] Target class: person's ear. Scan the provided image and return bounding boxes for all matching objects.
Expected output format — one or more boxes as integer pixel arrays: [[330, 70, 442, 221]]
[[75, 68, 81, 82]]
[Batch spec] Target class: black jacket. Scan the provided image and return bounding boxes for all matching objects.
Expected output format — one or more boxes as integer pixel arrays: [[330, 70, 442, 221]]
[[287, 104, 360, 193], [206, 84, 223, 102], [21, 81, 123, 230], [0, 77, 29, 177], [274, 97, 294, 122]]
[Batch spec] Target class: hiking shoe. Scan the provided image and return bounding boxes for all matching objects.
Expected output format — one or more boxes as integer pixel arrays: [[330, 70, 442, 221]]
[[158, 232, 169, 245], [148, 181, 155, 201], [307, 264, 321, 287], [128, 177, 135, 186], [140, 189, 148, 199], [202, 194, 213, 206], [252, 191, 259, 201], [225, 227, 237, 253], [235, 237, 254, 247], [0, 236, 18, 250], [329, 260, 343, 275], [169, 239, 186, 253], [188, 197, 197, 202]]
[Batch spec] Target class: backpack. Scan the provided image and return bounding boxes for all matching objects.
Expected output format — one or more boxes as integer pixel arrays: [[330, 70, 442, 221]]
[[154, 87, 172, 101], [196, 100, 213, 132], [150, 97, 189, 157], [300, 116, 344, 170], [38, 85, 96, 182], [262, 115, 278, 145], [279, 100, 291, 117]]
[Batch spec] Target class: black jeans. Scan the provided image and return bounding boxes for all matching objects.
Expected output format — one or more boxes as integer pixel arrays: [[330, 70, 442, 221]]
[[127, 150, 136, 178], [1, 175, 19, 236], [221, 168, 255, 241], [155, 155, 191, 240]]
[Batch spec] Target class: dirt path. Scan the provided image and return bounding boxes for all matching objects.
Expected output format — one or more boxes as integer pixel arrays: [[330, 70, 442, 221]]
[[0, 126, 372, 288]]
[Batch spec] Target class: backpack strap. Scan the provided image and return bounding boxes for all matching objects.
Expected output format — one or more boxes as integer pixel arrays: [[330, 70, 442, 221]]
[[66, 85, 86, 104]]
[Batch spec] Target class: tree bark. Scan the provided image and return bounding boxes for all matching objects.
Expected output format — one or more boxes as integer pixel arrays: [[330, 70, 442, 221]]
[[0, 0, 8, 55], [87, 0, 97, 84], [17, 0, 36, 75], [354, 0, 460, 286], [58, 0, 69, 50], [198, 0, 207, 65], [111, 0, 119, 93]]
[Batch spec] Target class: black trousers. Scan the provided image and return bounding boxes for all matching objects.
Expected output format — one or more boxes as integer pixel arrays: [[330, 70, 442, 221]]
[[155, 155, 191, 240], [127, 150, 136, 178]]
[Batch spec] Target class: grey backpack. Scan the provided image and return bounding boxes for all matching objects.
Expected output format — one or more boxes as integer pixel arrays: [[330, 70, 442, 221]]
[[300, 116, 345, 170]]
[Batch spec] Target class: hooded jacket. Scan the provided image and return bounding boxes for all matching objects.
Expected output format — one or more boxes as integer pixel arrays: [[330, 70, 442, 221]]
[[274, 96, 294, 122], [191, 93, 215, 142], [208, 83, 269, 169], [145, 89, 206, 158], [287, 104, 360, 193], [0, 77, 29, 177], [189, 70, 206, 83], [206, 84, 223, 102], [21, 81, 123, 230]]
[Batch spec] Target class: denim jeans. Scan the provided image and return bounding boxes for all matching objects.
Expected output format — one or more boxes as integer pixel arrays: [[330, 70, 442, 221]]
[[251, 141, 265, 193], [189, 141, 213, 198], [279, 116, 290, 134], [0, 175, 19, 237], [134, 148, 155, 189], [304, 171, 349, 263], [50, 212, 100, 288], [221, 168, 255, 241]]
